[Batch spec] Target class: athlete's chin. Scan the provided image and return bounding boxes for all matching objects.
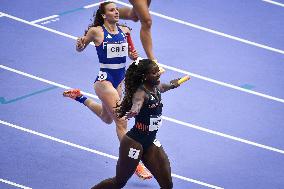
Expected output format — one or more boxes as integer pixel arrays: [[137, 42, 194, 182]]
[[109, 18, 119, 23], [155, 80, 160, 85]]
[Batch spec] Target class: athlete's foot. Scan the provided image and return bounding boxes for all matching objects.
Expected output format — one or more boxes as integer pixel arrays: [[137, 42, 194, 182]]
[[152, 59, 165, 74], [63, 89, 82, 99], [135, 163, 152, 180]]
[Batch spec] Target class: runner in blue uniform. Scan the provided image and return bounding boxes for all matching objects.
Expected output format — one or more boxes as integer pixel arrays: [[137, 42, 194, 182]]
[[63, 2, 152, 179], [91, 59, 182, 189]]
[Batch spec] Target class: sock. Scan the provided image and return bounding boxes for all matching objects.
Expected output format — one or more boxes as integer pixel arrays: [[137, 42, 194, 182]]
[[75, 95, 87, 104]]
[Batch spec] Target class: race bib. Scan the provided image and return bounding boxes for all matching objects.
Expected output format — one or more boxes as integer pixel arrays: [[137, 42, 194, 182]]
[[107, 43, 128, 58], [153, 139, 162, 147], [97, 71, 107, 81], [128, 148, 140, 160], [149, 115, 162, 131]]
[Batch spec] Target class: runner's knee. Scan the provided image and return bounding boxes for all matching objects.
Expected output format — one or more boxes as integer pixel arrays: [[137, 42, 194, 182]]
[[101, 114, 113, 124], [99, 108, 114, 124], [141, 17, 152, 29], [103, 117, 113, 124]]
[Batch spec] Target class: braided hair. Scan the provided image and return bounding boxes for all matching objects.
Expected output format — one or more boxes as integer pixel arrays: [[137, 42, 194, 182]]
[[84, 1, 114, 36], [116, 59, 155, 118]]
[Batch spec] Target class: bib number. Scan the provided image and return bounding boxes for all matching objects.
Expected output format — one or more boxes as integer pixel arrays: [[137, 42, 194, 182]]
[[153, 139, 162, 147], [107, 43, 128, 58], [97, 71, 107, 81], [128, 148, 140, 160], [149, 115, 162, 131]]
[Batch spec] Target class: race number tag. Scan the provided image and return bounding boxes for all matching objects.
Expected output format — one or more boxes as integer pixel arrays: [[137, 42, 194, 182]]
[[128, 148, 140, 160], [149, 115, 162, 131], [107, 43, 128, 58], [153, 139, 162, 147], [97, 71, 107, 81]]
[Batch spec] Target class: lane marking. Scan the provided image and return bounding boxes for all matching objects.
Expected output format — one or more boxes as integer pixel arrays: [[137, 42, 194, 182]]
[[30, 15, 59, 24], [1, 13, 283, 103], [0, 178, 32, 189], [0, 120, 224, 189], [112, 0, 284, 55], [30, 2, 101, 24], [160, 63, 284, 103], [84, 2, 103, 9], [240, 84, 255, 90], [0, 65, 96, 98], [262, 0, 284, 7], [59, 7, 85, 16], [1, 13, 77, 40], [29, 0, 284, 55], [1, 64, 284, 155], [0, 86, 58, 104], [162, 116, 284, 155]]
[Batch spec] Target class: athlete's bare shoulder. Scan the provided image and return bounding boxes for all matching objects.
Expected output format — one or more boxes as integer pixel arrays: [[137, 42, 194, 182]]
[[118, 24, 131, 34]]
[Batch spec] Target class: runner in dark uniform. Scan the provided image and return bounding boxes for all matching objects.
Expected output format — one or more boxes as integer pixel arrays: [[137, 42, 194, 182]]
[[91, 59, 183, 189]]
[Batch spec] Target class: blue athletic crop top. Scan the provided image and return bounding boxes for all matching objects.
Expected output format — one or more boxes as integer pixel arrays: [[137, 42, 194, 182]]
[[96, 25, 128, 67], [94, 25, 128, 88]]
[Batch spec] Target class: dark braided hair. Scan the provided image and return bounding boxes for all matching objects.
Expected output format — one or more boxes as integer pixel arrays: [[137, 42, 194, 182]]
[[84, 1, 114, 36], [116, 59, 155, 118]]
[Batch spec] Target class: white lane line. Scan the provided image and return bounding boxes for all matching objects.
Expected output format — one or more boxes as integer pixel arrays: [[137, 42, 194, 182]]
[[162, 116, 284, 155], [262, 0, 284, 7], [1, 13, 284, 104], [160, 63, 284, 103], [0, 178, 32, 189], [23, 0, 284, 55], [30, 15, 59, 24], [0, 65, 97, 98], [0, 120, 224, 189], [0, 13, 77, 40], [112, 0, 284, 55], [28, 2, 101, 24], [29, 1, 101, 24], [1, 64, 284, 155], [0, 11, 5, 18], [84, 2, 103, 9]]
